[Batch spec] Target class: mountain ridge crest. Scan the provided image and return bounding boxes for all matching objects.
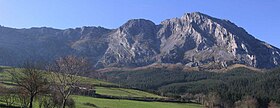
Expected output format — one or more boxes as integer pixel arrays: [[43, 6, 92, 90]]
[[0, 12, 279, 69]]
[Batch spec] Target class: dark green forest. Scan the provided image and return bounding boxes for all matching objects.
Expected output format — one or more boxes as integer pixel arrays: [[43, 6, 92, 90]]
[[103, 67, 280, 108]]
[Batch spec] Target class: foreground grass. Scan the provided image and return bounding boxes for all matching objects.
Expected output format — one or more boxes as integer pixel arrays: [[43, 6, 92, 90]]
[[73, 95, 202, 108], [95, 87, 162, 98], [1, 95, 202, 108]]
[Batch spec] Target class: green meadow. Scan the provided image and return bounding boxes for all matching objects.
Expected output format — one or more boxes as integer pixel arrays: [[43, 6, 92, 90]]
[[73, 95, 202, 108], [0, 67, 202, 108]]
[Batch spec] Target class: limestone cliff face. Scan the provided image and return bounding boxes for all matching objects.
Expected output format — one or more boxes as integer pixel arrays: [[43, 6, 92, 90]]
[[156, 12, 276, 68], [0, 12, 279, 69], [96, 19, 160, 67]]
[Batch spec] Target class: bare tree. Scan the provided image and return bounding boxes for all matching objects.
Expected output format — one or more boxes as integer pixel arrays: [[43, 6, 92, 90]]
[[17, 86, 31, 108], [181, 93, 194, 102], [49, 55, 90, 108], [204, 92, 222, 108], [268, 101, 280, 108], [0, 86, 17, 107], [9, 61, 49, 108], [234, 96, 259, 108]]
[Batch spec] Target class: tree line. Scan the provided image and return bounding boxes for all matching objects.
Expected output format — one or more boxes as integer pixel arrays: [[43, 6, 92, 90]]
[[103, 67, 280, 108], [0, 55, 90, 108]]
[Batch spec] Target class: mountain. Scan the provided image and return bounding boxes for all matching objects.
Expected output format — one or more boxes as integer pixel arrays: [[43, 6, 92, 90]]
[[0, 12, 279, 69]]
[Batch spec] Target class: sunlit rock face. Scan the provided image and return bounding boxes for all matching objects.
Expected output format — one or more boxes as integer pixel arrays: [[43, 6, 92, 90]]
[[155, 12, 280, 68], [0, 12, 279, 69], [96, 19, 160, 67]]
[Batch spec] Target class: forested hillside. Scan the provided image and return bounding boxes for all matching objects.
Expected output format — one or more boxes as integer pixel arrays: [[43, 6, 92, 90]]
[[102, 67, 280, 107]]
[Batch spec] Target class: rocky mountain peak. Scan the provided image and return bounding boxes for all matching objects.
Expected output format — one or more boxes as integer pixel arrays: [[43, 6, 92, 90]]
[[0, 12, 279, 69], [123, 19, 155, 26], [119, 19, 156, 36], [182, 12, 211, 21], [156, 12, 280, 69]]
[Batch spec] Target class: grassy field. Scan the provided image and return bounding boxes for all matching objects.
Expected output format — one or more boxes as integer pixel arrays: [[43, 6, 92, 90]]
[[0, 95, 202, 108], [0, 67, 115, 87], [95, 87, 162, 98], [0, 68, 16, 87], [0, 66, 203, 108], [79, 77, 116, 86], [73, 95, 202, 108]]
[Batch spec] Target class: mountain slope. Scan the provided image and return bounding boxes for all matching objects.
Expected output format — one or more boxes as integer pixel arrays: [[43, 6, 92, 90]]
[[0, 12, 279, 69], [157, 12, 280, 68]]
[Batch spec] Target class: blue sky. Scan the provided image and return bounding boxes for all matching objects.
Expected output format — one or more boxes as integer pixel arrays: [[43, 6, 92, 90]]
[[0, 0, 279, 48]]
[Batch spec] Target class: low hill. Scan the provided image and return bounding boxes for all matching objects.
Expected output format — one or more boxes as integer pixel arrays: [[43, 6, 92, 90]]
[[100, 66, 280, 107], [0, 66, 202, 108]]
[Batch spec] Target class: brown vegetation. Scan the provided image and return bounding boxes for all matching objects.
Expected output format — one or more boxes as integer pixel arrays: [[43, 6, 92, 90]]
[[9, 62, 49, 108], [48, 55, 90, 108]]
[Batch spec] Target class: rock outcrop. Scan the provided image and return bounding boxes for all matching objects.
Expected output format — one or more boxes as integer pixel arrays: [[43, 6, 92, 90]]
[[0, 12, 279, 69]]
